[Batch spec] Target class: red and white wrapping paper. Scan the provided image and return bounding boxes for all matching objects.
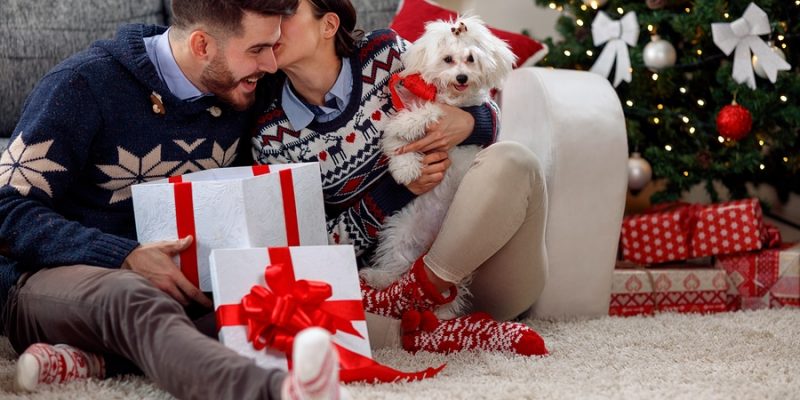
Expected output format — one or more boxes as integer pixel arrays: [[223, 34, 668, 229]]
[[210, 246, 444, 383], [131, 163, 327, 291], [610, 267, 729, 316], [609, 269, 656, 317], [715, 243, 800, 310], [620, 199, 764, 264], [690, 199, 763, 258]]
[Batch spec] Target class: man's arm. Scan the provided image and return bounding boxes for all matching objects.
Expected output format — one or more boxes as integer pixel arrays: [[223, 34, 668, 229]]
[[0, 69, 139, 269]]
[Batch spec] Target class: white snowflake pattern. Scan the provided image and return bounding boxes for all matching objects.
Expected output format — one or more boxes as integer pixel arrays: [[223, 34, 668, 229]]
[[96, 145, 180, 204], [0, 135, 67, 197]]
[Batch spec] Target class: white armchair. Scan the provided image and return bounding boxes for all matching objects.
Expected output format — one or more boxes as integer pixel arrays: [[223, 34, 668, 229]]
[[498, 67, 628, 319]]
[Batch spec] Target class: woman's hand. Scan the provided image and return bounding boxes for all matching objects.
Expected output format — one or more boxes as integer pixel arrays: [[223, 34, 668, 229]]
[[404, 151, 452, 195], [122, 236, 212, 308], [397, 104, 474, 154]]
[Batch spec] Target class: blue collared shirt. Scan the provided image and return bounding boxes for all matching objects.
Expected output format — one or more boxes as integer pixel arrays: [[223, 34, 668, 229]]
[[282, 58, 352, 129], [143, 28, 208, 101]]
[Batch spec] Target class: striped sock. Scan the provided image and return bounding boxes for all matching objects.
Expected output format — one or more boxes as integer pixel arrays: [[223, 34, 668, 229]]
[[402, 312, 549, 356]]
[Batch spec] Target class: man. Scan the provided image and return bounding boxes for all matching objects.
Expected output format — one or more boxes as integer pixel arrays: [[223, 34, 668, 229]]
[[0, 0, 345, 398]]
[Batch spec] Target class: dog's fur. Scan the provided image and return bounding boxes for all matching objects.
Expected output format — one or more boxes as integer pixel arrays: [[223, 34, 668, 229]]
[[361, 16, 516, 319]]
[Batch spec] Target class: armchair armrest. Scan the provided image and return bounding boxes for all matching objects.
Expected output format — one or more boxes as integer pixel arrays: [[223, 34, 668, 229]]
[[498, 67, 628, 318]]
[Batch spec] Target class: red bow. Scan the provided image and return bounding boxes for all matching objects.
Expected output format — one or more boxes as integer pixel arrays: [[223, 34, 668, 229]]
[[236, 263, 364, 353], [217, 255, 445, 383]]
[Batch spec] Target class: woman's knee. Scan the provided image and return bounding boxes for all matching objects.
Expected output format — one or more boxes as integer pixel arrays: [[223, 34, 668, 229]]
[[478, 142, 545, 188]]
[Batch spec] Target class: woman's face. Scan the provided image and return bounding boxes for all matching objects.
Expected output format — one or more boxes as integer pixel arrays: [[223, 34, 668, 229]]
[[273, 0, 326, 69]]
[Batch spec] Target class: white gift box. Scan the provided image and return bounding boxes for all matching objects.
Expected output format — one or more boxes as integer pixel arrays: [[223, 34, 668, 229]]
[[209, 246, 371, 372], [131, 164, 327, 291]]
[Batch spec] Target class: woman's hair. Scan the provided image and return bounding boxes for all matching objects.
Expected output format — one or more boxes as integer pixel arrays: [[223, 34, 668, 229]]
[[306, 0, 364, 58], [171, 0, 299, 37]]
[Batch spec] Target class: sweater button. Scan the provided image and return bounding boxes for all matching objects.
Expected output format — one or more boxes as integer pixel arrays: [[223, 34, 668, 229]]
[[208, 106, 222, 117]]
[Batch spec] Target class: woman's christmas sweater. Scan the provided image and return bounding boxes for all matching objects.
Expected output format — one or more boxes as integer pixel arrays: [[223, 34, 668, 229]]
[[0, 24, 251, 307], [252, 29, 499, 263]]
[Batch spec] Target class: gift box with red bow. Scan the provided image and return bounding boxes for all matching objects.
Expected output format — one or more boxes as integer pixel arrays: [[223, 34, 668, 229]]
[[131, 163, 327, 291], [620, 199, 769, 265], [715, 243, 800, 310], [610, 266, 729, 317], [209, 246, 444, 383]]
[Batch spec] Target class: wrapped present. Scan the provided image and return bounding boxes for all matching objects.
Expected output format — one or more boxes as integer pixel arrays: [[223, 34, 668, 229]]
[[609, 269, 656, 317], [610, 266, 729, 316], [132, 164, 327, 291], [690, 199, 764, 258], [716, 243, 800, 310], [651, 268, 729, 313], [621, 199, 767, 264], [210, 246, 444, 383]]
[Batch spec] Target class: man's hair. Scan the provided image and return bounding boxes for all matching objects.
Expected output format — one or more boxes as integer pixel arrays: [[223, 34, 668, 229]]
[[171, 0, 299, 36], [306, 0, 363, 58]]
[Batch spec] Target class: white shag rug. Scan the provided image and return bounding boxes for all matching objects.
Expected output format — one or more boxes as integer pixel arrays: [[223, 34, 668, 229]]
[[1, 309, 798, 399]]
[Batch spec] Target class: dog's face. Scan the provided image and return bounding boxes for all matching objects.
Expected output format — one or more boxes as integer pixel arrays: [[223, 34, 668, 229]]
[[402, 16, 517, 105]]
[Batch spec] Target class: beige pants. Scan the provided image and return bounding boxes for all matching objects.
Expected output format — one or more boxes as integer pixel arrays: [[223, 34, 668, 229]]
[[368, 141, 548, 349]]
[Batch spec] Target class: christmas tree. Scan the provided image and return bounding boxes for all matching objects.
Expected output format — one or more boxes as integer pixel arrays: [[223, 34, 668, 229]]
[[535, 0, 799, 203]]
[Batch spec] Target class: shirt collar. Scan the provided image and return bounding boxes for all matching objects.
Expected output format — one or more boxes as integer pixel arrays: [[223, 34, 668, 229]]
[[143, 28, 208, 101], [282, 58, 352, 129]]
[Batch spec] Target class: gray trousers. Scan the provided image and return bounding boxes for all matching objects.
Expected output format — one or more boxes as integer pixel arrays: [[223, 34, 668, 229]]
[[2, 266, 285, 400]]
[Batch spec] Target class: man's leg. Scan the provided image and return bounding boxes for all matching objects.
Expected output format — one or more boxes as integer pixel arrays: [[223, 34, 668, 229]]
[[424, 141, 549, 320], [5, 266, 285, 399]]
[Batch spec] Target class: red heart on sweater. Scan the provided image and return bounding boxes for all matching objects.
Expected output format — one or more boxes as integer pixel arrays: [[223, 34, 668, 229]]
[[346, 133, 356, 143], [372, 111, 382, 121], [318, 151, 328, 161]]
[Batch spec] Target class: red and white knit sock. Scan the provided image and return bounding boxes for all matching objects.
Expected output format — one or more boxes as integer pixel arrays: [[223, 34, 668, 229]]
[[16, 343, 105, 391], [401, 312, 549, 356], [282, 328, 349, 400], [360, 257, 457, 319]]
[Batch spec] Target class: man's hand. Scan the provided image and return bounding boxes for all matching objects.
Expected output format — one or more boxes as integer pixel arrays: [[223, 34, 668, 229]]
[[122, 236, 212, 308], [397, 104, 474, 155], [404, 151, 451, 195]]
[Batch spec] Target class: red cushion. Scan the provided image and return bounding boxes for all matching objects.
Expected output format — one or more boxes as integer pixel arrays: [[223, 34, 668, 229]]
[[389, 0, 547, 67]]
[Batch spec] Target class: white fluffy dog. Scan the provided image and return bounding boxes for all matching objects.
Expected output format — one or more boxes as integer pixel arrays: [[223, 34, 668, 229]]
[[361, 16, 516, 318]]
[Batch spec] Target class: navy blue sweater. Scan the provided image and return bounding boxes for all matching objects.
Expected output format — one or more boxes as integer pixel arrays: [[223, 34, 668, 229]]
[[0, 24, 250, 308]]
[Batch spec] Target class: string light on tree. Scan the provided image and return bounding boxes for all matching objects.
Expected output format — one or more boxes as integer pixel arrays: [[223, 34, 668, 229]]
[[582, 0, 607, 9]]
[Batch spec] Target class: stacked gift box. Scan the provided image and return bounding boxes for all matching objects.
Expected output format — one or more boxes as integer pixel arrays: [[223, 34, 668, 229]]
[[131, 164, 442, 383], [613, 198, 799, 316]]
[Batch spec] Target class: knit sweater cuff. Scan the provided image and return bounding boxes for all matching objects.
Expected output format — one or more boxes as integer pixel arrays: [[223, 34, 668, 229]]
[[462, 105, 496, 147], [84, 234, 140, 269], [368, 174, 417, 220]]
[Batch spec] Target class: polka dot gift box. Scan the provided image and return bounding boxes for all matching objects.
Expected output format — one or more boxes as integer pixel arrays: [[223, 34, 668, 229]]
[[621, 199, 766, 265]]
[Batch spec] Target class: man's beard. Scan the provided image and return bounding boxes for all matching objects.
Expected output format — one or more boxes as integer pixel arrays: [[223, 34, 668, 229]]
[[200, 54, 257, 111]]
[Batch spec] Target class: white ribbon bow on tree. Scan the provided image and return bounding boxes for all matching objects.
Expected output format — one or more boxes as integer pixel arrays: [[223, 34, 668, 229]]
[[590, 11, 639, 87], [712, 2, 791, 90]]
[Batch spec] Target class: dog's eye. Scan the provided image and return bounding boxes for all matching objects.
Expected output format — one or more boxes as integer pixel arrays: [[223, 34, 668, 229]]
[[443, 56, 454, 64], [467, 54, 475, 63]]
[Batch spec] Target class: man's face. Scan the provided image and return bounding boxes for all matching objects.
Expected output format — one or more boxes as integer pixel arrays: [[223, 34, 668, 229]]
[[200, 12, 281, 111]]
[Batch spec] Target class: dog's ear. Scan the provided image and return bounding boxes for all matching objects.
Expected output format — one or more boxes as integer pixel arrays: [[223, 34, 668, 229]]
[[484, 36, 516, 89]]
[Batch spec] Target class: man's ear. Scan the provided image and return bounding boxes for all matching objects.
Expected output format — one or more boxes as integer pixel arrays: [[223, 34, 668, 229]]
[[321, 12, 340, 39], [188, 30, 216, 60]]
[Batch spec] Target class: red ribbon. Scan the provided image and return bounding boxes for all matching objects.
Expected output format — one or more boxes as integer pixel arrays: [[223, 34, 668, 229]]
[[169, 166, 301, 287], [216, 247, 445, 383], [389, 73, 437, 111]]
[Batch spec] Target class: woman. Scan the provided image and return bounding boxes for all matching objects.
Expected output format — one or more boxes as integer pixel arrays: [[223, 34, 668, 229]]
[[253, 0, 548, 356]]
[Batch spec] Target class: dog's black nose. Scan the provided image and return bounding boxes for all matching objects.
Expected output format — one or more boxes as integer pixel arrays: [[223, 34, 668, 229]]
[[456, 74, 468, 84]]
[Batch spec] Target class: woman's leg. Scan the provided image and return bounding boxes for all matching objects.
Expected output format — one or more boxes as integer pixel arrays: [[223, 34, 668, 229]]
[[424, 141, 548, 320]]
